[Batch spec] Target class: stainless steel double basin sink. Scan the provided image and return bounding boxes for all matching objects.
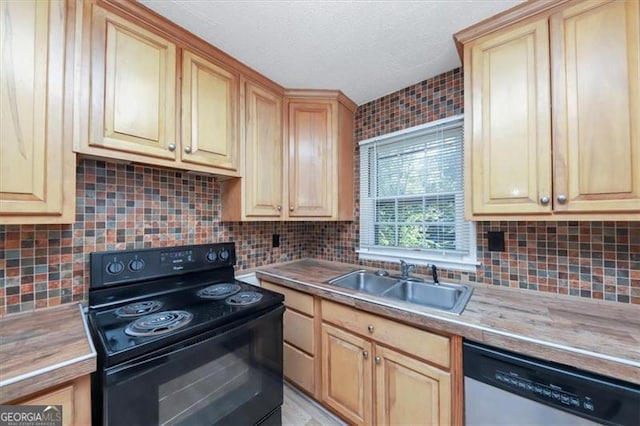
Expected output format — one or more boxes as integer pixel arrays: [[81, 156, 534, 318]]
[[326, 270, 473, 315]]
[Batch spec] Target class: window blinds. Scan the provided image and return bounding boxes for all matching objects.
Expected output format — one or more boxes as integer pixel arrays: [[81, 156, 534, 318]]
[[359, 116, 471, 257]]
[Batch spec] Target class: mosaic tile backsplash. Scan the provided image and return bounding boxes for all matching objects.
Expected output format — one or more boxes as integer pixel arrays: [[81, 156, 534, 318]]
[[1, 67, 638, 314], [308, 67, 640, 305], [0, 160, 310, 315]]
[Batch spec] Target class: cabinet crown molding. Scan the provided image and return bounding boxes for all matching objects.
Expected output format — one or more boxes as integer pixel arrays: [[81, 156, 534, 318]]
[[453, 0, 572, 60]]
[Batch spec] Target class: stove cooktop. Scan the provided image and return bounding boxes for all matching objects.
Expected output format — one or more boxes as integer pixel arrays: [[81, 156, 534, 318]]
[[89, 280, 283, 366], [88, 242, 285, 367]]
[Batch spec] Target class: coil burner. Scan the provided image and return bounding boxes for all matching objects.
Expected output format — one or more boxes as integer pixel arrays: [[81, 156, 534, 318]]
[[226, 291, 263, 307], [115, 300, 163, 318], [124, 311, 193, 337], [197, 283, 241, 300]]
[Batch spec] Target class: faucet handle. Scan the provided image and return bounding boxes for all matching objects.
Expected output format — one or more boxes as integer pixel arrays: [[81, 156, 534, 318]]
[[431, 264, 439, 284]]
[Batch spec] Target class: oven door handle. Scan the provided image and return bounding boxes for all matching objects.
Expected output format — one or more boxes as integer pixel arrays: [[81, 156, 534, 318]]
[[105, 304, 285, 386]]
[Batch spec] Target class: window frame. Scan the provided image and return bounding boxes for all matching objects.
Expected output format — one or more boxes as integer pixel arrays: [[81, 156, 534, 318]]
[[357, 115, 479, 272]]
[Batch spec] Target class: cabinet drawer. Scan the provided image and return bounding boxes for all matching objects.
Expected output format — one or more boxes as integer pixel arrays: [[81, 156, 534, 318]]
[[284, 342, 314, 394], [321, 300, 450, 369], [284, 309, 314, 354], [261, 281, 314, 315]]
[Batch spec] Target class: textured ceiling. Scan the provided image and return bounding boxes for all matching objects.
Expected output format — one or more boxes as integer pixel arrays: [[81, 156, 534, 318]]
[[139, 0, 525, 105]]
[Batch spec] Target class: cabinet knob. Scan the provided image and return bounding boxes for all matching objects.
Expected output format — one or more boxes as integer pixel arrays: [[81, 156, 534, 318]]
[[289, 207, 294, 212], [375, 356, 381, 365], [367, 324, 374, 333], [540, 196, 550, 205], [557, 194, 567, 204], [362, 351, 369, 359], [276, 205, 282, 212], [184, 146, 192, 154], [168, 143, 176, 152]]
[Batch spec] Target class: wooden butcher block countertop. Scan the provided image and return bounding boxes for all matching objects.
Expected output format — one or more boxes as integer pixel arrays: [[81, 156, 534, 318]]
[[256, 259, 640, 385], [0, 303, 96, 403]]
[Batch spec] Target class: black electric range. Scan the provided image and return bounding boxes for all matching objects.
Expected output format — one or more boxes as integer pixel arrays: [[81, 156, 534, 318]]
[[87, 242, 284, 426]]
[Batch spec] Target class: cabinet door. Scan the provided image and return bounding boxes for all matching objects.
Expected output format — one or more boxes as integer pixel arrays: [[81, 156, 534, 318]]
[[375, 345, 451, 425], [244, 81, 283, 217], [181, 50, 239, 171], [551, 0, 640, 212], [467, 18, 552, 215], [0, 0, 74, 223], [321, 323, 372, 425], [288, 101, 334, 218], [19, 375, 91, 426], [89, 6, 177, 159]]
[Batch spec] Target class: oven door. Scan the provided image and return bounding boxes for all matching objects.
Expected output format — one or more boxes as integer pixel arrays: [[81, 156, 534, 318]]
[[102, 305, 284, 426]]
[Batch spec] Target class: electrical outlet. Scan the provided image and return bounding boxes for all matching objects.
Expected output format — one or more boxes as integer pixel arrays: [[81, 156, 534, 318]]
[[487, 231, 505, 252], [272, 234, 280, 248]]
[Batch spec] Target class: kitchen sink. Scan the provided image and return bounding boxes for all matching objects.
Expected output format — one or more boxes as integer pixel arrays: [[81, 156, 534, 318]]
[[383, 280, 472, 314], [327, 270, 398, 294], [326, 269, 473, 315]]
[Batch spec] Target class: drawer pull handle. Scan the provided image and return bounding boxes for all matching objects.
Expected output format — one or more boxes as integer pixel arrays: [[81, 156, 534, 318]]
[[375, 356, 381, 365], [540, 196, 550, 205], [557, 194, 567, 204], [362, 351, 369, 359], [367, 324, 374, 333], [168, 143, 176, 152]]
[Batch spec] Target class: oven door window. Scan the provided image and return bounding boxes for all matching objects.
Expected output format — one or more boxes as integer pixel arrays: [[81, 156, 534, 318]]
[[103, 306, 284, 426]]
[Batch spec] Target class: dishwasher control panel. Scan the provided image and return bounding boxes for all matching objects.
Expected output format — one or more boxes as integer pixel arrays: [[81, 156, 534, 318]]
[[464, 341, 640, 426], [494, 369, 595, 412]]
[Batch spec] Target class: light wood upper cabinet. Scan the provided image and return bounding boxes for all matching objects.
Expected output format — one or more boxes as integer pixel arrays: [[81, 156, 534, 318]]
[[0, 0, 75, 224], [222, 89, 355, 221], [321, 323, 373, 426], [222, 80, 283, 220], [76, 1, 240, 178], [551, 0, 640, 213], [87, 6, 177, 159], [457, 0, 640, 220], [288, 101, 334, 217], [285, 92, 355, 221], [467, 18, 552, 215], [243, 81, 282, 216], [181, 50, 239, 171]]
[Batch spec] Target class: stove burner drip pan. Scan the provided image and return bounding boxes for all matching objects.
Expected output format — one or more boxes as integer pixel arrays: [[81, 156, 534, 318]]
[[198, 283, 241, 300], [226, 291, 263, 306], [115, 300, 163, 317], [125, 310, 193, 337]]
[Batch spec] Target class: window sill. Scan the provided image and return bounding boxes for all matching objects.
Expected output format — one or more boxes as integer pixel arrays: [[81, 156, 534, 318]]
[[356, 249, 480, 273]]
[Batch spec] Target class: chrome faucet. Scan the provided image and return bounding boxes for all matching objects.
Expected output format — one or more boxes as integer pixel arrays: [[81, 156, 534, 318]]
[[399, 259, 416, 279]]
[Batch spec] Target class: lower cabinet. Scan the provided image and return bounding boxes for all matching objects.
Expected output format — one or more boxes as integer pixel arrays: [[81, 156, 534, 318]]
[[261, 281, 319, 396], [320, 300, 453, 425], [13, 375, 91, 426], [261, 280, 458, 425], [321, 323, 373, 424], [375, 345, 451, 425]]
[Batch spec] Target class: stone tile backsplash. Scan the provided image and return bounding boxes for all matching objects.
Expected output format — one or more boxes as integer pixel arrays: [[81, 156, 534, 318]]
[[0, 159, 310, 315]]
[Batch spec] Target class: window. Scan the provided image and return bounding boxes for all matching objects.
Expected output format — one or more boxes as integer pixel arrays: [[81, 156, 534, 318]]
[[358, 115, 477, 271]]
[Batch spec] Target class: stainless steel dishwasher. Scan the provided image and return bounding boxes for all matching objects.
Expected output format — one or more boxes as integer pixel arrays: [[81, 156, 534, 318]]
[[464, 341, 640, 425]]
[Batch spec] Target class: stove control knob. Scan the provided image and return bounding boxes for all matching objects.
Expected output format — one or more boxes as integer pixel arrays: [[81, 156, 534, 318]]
[[106, 261, 125, 275], [218, 249, 230, 262], [128, 258, 145, 272], [206, 250, 217, 262]]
